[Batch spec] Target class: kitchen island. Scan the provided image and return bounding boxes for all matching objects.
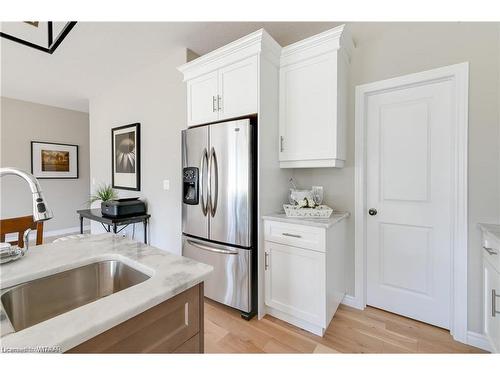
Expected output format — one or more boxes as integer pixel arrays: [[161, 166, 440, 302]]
[[0, 234, 212, 353]]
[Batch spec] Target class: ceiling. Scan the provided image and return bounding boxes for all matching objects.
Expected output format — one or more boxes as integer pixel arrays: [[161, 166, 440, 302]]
[[0, 22, 340, 112]]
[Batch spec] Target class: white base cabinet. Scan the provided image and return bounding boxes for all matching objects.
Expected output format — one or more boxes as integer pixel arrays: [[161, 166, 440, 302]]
[[263, 214, 348, 336], [483, 259, 500, 353], [481, 224, 500, 353]]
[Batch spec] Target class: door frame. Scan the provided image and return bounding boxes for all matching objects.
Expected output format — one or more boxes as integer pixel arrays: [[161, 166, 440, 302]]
[[353, 62, 469, 343]]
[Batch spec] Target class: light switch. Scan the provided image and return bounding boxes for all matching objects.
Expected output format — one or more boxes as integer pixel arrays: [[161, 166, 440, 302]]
[[163, 180, 170, 191]]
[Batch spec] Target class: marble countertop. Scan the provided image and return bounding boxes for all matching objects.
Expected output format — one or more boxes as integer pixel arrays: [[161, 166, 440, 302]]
[[262, 211, 350, 228], [478, 223, 500, 257], [478, 223, 500, 241], [0, 233, 212, 352]]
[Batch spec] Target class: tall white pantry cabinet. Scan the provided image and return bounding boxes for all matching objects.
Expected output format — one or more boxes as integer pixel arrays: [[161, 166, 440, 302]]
[[178, 29, 293, 320], [178, 25, 351, 330]]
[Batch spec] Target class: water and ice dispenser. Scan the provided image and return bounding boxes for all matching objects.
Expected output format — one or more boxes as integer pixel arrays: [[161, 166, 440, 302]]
[[183, 167, 199, 205]]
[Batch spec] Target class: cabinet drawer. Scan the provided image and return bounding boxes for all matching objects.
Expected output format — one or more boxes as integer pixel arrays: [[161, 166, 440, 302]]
[[264, 220, 325, 252]]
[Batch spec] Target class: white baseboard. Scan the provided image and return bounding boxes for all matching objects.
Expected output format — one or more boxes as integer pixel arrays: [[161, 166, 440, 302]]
[[341, 294, 364, 310], [466, 331, 492, 352], [5, 225, 90, 242]]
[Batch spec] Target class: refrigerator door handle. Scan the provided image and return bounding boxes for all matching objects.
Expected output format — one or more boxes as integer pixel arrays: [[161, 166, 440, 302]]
[[209, 146, 219, 217], [186, 239, 239, 255], [200, 148, 209, 216]]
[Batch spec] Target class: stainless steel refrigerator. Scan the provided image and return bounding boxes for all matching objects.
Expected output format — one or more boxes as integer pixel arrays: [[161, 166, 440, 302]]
[[182, 118, 255, 317]]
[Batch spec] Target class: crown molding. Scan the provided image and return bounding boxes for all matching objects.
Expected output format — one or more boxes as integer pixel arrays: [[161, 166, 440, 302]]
[[178, 29, 281, 81], [281, 24, 354, 67]]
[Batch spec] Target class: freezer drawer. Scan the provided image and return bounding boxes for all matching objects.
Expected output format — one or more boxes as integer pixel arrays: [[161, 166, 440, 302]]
[[182, 236, 251, 312]]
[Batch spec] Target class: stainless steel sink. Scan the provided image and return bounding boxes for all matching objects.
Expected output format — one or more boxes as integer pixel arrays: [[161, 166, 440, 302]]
[[1, 260, 150, 332]]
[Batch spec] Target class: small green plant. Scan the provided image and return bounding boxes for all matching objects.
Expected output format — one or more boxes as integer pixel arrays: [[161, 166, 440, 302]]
[[88, 184, 118, 206]]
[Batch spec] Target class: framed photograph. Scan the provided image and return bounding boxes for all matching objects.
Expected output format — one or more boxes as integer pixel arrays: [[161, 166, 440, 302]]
[[112, 123, 141, 191], [31, 141, 79, 179]]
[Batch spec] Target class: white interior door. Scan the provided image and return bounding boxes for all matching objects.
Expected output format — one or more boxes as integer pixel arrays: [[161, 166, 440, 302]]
[[366, 78, 454, 329]]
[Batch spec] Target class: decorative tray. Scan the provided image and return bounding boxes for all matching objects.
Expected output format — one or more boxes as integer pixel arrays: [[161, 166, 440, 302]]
[[283, 204, 333, 218]]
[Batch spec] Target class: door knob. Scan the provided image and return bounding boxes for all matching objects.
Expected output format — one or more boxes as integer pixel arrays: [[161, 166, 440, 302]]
[[368, 208, 378, 216]]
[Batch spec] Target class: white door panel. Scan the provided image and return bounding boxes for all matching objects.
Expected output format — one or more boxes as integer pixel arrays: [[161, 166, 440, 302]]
[[366, 79, 453, 329]]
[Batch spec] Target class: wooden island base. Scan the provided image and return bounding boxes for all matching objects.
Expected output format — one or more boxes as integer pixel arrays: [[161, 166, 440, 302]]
[[68, 283, 204, 353]]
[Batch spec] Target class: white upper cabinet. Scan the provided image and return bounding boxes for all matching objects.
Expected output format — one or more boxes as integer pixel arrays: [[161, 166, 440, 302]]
[[218, 55, 258, 121], [187, 71, 219, 126], [279, 25, 353, 168], [179, 31, 278, 127]]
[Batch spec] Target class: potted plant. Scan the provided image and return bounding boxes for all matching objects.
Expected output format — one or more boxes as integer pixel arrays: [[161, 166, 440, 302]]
[[88, 184, 118, 213]]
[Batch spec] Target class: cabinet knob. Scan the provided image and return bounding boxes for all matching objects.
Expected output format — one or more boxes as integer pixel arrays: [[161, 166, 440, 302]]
[[368, 208, 378, 216]]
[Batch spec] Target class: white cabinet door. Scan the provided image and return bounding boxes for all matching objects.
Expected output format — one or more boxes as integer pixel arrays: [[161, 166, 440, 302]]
[[218, 56, 258, 121], [187, 71, 219, 126], [279, 53, 338, 164], [264, 241, 325, 325], [484, 259, 500, 353]]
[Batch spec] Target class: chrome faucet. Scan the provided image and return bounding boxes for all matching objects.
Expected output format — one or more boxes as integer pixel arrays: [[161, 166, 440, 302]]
[[0, 167, 53, 264]]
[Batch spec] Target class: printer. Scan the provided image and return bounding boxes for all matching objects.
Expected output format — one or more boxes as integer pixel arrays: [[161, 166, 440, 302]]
[[101, 198, 146, 218]]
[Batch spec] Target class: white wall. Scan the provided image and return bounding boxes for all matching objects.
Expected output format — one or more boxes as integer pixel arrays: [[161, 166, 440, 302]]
[[0, 97, 90, 232], [292, 22, 500, 334], [88, 48, 188, 254]]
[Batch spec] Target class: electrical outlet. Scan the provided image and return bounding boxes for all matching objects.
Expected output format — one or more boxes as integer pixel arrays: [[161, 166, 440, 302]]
[[163, 179, 170, 191]]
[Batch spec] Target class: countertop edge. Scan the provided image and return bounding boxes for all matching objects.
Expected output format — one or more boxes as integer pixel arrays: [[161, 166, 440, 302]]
[[478, 222, 500, 241], [262, 211, 350, 228]]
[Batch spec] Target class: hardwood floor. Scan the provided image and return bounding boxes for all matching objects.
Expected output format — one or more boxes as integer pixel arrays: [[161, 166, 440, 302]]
[[204, 299, 485, 353]]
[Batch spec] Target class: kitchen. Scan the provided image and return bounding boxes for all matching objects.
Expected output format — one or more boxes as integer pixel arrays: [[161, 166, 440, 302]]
[[1, 2, 500, 371]]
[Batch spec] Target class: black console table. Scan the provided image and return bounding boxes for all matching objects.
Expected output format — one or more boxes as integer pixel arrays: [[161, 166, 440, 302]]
[[77, 209, 151, 244]]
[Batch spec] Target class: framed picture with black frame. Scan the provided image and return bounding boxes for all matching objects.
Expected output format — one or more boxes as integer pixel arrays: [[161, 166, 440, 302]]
[[111, 123, 141, 191], [31, 141, 79, 179]]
